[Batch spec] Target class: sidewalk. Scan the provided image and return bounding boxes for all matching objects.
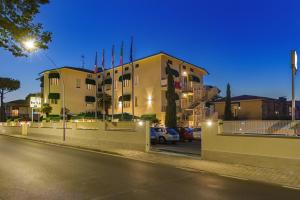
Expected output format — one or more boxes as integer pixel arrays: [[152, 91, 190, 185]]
[[1, 133, 300, 189]]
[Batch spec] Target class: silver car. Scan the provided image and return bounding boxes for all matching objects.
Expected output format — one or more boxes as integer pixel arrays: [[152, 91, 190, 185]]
[[150, 127, 180, 144]]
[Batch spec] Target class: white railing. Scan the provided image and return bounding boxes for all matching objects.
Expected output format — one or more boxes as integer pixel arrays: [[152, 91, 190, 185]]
[[222, 120, 300, 136]]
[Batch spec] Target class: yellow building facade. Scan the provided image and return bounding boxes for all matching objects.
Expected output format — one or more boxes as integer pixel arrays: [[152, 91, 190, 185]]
[[40, 52, 208, 125]]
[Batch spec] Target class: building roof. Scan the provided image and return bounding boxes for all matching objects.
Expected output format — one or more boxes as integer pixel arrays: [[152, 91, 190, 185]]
[[4, 99, 28, 107], [213, 95, 276, 102], [39, 51, 209, 75], [39, 66, 94, 75]]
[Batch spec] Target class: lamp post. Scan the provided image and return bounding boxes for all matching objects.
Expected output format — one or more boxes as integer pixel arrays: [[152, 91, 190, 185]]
[[291, 50, 297, 121], [23, 39, 66, 141]]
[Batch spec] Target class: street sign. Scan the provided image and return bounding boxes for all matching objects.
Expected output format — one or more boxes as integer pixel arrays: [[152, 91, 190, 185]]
[[30, 97, 42, 108]]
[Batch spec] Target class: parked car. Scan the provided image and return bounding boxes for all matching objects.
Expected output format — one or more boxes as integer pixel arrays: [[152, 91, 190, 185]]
[[150, 128, 158, 144], [175, 127, 193, 142], [192, 127, 202, 140], [150, 127, 179, 144]]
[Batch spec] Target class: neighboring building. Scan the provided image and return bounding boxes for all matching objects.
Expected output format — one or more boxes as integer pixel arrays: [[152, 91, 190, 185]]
[[213, 95, 300, 120], [39, 52, 209, 126], [5, 99, 30, 120]]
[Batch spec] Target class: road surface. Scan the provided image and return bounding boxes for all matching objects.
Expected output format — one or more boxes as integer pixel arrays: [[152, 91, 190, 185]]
[[0, 135, 299, 200]]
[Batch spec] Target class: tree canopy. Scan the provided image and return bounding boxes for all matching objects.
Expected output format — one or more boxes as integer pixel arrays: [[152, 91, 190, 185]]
[[0, 77, 20, 121], [224, 83, 233, 120], [165, 62, 177, 128], [0, 0, 52, 56]]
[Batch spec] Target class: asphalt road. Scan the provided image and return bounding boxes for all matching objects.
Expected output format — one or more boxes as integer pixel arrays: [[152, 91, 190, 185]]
[[0, 135, 299, 200], [152, 140, 201, 155]]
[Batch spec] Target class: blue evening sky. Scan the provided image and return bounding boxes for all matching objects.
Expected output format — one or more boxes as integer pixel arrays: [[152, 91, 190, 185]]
[[1, 0, 300, 101]]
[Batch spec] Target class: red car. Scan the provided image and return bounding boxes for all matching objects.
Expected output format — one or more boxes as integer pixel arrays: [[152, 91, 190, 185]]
[[175, 127, 193, 142]]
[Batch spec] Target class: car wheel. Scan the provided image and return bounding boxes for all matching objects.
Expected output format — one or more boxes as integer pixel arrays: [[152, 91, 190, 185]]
[[159, 137, 166, 144]]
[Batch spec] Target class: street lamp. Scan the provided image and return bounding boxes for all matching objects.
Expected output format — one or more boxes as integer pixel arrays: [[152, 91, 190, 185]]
[[23, 39, 36, 51], [23, 38, 66, 141]]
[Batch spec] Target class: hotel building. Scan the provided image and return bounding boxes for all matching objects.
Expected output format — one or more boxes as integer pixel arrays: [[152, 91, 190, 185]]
[[39, 52, 209, 126]]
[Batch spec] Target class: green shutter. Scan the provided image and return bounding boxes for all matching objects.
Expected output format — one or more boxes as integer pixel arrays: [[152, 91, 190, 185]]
[[119, 73, 131, 81], [85, 78, 96, 85], [118, 94, 131, 101], [48, 93, 60, 99], [188, 75, 201, 82], [85, 96, 95, 103], [48, 73, 60, 79]]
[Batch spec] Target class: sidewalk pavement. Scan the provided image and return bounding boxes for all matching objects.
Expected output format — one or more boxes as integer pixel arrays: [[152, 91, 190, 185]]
[[1, 132, 300, 189]]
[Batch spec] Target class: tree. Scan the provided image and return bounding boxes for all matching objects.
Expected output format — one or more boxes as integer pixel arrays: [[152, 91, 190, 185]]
[[224, 83, 233, 120], [0, 77, 20, 121], [165, 62, 177, 128], [97, 93, 112, 116], [0, 0, 52, 57], [41, 103, 52, 117]]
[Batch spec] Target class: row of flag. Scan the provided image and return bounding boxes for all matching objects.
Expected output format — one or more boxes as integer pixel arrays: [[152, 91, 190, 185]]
[[93, 38, 134, 120]]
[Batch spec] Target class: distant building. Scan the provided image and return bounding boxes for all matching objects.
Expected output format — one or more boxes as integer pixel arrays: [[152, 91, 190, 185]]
[[39, 52, 210, 126], [212, 95, 300, 120], [5, 99, 30, 120]]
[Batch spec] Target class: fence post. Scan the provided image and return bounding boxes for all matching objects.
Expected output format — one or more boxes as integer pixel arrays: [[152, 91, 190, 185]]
[[145, 121, 150, 152], [21, 123, 28, 136]]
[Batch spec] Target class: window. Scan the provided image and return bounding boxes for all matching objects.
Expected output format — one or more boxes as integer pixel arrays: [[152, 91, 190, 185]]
[[168, 60, 173, 64], [87, 84, 93, 90], [114, 80, 118, 89], [135, 96, 138, 107], [135, 64, 139, 68], [50, 78, 59, 86], [87, 74, 93, 78], [190, 68, 194, 72], [50, 99, 58, 104], [124, 79, 130, 87], [183, 65, 186, 69], [124, 101, 130, 108], [115, 70, 118, 74], [107, 72, 110, 76], [125, 67, 129, 71], [134, 75, 139, 86], [98, 75, 101, 78], [76, 79, 81, 88]]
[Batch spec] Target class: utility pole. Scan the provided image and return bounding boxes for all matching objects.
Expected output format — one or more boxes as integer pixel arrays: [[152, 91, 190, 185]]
[[291, 50, 297, 121]]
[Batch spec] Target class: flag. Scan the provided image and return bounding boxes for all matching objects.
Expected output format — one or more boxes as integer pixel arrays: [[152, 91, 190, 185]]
[[111, 45, 115, 121], [130, 37, 133, 63], [94, 51, 98, 73], [120, 41, 124, 65], [130, 37, 134, 120], [102, 49, 105, 72]]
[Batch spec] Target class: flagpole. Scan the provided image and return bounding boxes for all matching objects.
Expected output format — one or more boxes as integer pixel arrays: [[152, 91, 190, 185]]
[[112, 45, 115, 121], [121, 41, 124, 120], [130, 37, 135, 121], [95, 51, 98, 120], [102, 49, 105, 122]]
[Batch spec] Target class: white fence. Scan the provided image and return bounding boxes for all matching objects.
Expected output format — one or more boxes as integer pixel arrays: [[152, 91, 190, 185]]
[[222, 120, 300, 136]]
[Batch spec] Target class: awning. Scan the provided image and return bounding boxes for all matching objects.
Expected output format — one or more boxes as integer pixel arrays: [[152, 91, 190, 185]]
[[104, 78, 112, 84], [119, 73, 131, 81], [118, 94, 131, 101], [85, 96, 95, 103], [165, 67, 179, 77], [48, 72, 60, 79], [188, 75, 201, 82], [48, 93, 60, 99], [85, 78, 96, 85]]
